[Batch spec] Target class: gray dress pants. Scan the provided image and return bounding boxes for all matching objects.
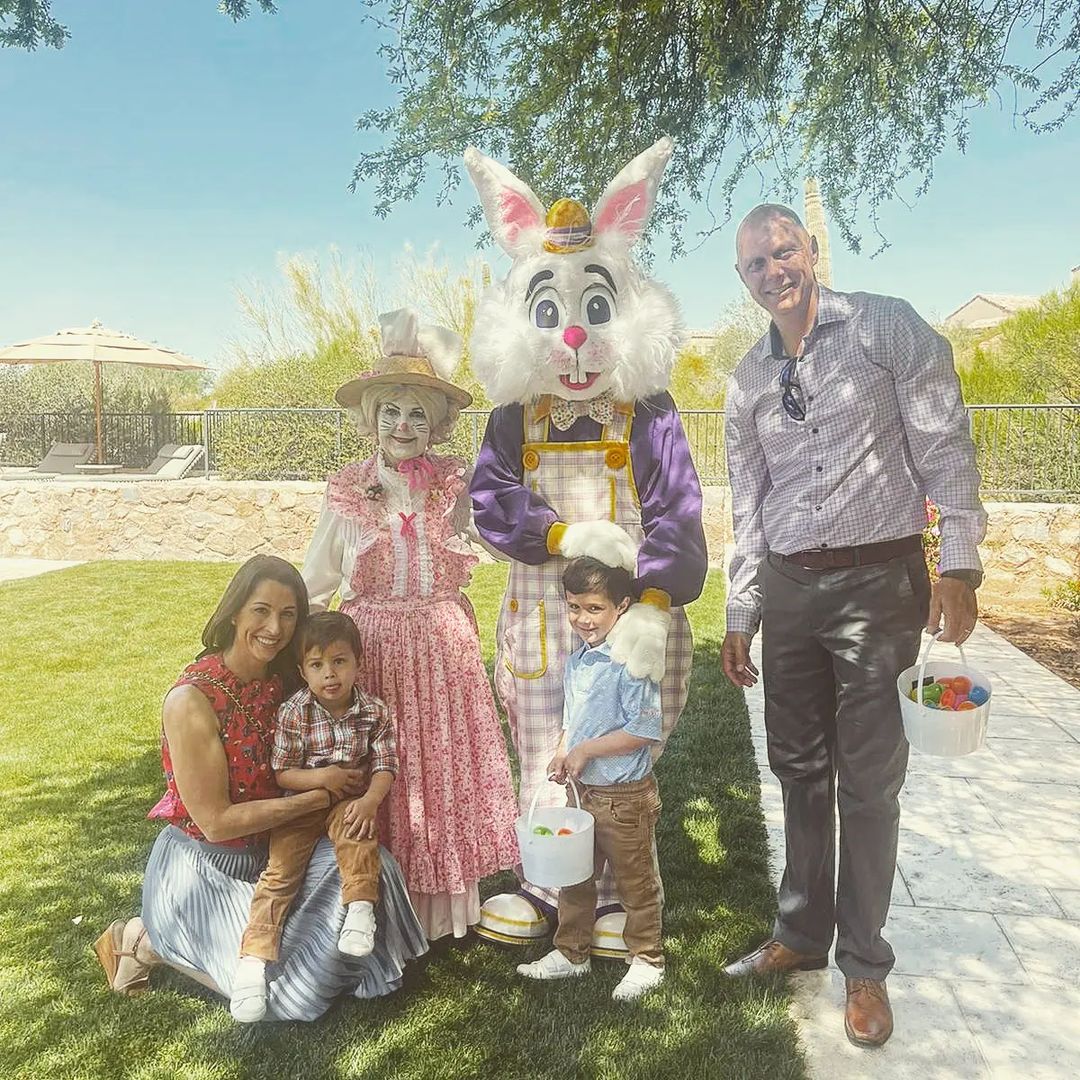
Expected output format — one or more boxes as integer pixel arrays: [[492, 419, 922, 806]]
[[759, 549, 930, 980]]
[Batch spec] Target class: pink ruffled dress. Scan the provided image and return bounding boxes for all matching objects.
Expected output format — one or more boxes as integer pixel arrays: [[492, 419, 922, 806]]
[[302, 451, 520, 939]]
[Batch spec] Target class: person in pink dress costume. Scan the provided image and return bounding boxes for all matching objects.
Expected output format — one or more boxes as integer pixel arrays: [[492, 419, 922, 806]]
[[302, 308, 520, 941]]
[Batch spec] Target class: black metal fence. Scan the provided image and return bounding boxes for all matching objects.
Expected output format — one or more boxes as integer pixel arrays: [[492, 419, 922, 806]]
[[2, 404, 1078, 499]]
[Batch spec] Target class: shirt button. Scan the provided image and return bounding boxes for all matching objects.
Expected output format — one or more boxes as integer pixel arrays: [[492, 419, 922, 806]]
[[821, 542, 829, 548], [812, 427, 819, 433], [815, 465, 823, 472], [815, 505, 822, 511]]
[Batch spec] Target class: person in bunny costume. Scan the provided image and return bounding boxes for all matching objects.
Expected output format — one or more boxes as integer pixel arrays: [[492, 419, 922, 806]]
[[303, 308, 520, 942], [464, 138, 708, 953]]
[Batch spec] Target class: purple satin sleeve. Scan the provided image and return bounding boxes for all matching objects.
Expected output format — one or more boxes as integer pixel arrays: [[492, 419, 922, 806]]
[[470, 404, 558, 565], [468, 395, 708, 604], [630, 394, 707, 607]]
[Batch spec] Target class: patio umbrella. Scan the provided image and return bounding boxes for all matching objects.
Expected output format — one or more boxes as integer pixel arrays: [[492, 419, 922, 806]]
[[0, 319, 207, 463]]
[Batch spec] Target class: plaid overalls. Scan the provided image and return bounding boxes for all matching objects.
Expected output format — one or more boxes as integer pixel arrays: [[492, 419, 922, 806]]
[[493, 403, 694, 908]]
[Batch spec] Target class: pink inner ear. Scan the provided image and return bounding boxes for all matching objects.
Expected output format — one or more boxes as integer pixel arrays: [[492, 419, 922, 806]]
[[595, 179, 648, 236], [498, 189, 541, 241]]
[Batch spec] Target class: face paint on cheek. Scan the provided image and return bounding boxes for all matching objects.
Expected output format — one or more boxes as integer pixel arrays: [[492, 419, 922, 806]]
[[377, 392, 432, 462]]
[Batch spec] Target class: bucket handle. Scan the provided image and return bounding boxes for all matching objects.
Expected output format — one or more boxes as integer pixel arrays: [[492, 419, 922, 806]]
[[526, 774, 582, 832], [915, 629, 969, 707]]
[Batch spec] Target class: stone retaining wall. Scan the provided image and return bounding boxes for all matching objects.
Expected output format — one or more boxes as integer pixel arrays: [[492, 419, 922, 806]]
[[1, 480, 1076, 602], [0, 479, 324, 564]]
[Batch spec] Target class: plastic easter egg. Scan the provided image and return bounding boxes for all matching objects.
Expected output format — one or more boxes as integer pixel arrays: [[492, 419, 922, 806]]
[[532, 825, 554, 837], [957, 701, 977, 711], [940, 688, 957, 710], [968, 685, 990, 706], [557, 828, 573, 836], [922, 683, 943, 705], [952, 676, 973, 696]]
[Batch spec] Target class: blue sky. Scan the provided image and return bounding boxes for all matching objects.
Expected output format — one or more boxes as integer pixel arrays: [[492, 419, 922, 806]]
[[2, 1, 1078, 372]]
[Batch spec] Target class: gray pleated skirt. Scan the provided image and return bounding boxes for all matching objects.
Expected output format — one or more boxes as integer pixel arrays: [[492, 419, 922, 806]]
[[141, 825, 428, 1021]]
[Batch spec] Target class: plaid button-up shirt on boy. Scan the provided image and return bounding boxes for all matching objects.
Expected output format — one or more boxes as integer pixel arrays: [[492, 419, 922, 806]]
[[271, 685, 398, 776]]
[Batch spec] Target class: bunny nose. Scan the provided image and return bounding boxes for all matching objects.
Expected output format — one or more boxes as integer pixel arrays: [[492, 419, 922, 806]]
[[563, 325, 587, 350]]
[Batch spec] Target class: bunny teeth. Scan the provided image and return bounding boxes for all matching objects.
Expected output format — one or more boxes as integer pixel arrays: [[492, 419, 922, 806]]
[[560, 373, 601, 391]]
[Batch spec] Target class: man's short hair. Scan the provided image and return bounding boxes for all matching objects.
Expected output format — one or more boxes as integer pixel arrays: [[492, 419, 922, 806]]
[[738, 203, 805, 233], [298, 610, 363, 662], [562, 557, 634, 606]]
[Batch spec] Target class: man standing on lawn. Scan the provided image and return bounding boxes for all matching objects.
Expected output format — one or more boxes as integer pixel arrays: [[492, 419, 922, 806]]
[[720, 203, 986, 1047]]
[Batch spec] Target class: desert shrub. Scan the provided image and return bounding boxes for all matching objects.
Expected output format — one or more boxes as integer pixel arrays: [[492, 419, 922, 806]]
[[1045, 578, 1080, 613], [212, 249, 487, 479], [997, 282, 1080, 405], [0, 363, 209, 465]]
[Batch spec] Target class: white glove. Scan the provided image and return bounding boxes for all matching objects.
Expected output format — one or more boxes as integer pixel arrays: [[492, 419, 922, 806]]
[[608, 602, 671, 683], [557, 520, 637, 572]]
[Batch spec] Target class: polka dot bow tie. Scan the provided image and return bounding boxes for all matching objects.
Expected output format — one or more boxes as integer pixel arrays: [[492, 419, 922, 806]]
[[549, 391, 615, 432]]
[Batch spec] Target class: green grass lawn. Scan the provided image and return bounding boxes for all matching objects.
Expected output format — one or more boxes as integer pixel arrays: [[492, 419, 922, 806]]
[[0, 562, 805, 1080]]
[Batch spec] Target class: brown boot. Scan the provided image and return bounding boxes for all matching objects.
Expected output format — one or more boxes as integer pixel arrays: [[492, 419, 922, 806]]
[[723, 938, 828, 977], [844, 977, 893, 1047]]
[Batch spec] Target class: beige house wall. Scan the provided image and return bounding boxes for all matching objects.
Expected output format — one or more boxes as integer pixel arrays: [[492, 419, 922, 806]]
[[944, 297, 1007, 329], [1, 481, 1077, 604]]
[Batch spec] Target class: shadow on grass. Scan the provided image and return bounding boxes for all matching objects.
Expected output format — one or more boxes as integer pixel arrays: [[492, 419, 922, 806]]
[[0, 642, 804, 1080]]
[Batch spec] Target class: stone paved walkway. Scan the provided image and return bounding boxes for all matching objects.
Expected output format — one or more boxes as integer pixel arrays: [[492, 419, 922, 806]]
[[746, 625, 1080, 1078], [0, 557, 82, 582]]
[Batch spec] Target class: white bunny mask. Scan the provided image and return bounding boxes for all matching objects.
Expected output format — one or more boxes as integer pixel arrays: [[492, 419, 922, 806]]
[[465, 137, 685, 406]]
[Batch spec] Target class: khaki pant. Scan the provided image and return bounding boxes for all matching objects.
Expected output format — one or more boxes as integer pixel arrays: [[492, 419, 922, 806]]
[[240, 800, 380, 961], [554, 775, 664, 967]]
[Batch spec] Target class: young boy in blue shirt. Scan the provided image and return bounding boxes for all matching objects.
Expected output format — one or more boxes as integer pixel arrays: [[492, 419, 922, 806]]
[[517, 556, 666, 1001]]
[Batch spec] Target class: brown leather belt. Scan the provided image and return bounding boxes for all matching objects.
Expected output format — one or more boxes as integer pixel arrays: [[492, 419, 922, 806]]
[[776, 534, 922, 571]]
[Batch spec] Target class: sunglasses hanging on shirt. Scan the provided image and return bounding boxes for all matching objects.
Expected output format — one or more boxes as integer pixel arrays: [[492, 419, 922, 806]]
[[779, 356, 806, 421]]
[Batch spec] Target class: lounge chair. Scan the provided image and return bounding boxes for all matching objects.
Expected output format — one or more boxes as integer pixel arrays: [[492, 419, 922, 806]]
[[118, 443, 205, 480], [0, 442, 95, 479]]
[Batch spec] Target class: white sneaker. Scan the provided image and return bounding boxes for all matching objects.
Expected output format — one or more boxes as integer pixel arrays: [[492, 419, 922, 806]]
[[612, 956, 665, 1001], [230, 956, 268, 1023], [339, 901, 376, 957], [516, 948, 591, 981]]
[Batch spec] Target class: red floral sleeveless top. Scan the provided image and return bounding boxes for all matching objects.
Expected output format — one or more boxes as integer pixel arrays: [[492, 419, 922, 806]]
[[147, 653, 283, 847]]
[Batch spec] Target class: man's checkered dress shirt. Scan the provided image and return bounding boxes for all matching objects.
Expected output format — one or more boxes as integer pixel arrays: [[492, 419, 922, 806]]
[[725, 286, 986, 636]]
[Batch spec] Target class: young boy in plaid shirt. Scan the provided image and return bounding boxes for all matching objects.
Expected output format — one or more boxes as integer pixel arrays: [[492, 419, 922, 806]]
[[230, 611, 397, 1022]]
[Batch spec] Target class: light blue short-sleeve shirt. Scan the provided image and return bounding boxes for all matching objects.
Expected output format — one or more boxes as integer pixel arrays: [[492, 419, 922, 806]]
[[563, 639, 663, 785]]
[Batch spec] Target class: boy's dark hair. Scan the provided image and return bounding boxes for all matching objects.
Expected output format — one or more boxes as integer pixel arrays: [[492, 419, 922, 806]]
[[562, 556, 634, 606], [298, 611, 362, 662]]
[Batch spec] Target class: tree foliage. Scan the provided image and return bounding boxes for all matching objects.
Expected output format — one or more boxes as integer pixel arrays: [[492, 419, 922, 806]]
[[210, 249, 491, 477], [0, 1, 276, 49], [0, 363, 207, 416], [215, 248, 490, 408], [997, 281, 1080, 404], [11, 5, 1077, 253], [942, 282, 1080, 404], [0, 1, 66, 48], [347, 1, 1079, 254]]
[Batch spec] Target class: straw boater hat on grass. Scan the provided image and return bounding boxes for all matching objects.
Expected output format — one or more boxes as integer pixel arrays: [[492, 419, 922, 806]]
[[335, 307, 473, 411]]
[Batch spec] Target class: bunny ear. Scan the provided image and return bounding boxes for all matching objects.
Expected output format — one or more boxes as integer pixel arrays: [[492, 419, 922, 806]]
[[593, 135, 675, 247], [416, 323, 462, 380], [464, 147, 547, 258]]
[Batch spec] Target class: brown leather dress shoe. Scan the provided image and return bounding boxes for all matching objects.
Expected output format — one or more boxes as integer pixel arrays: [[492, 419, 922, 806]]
[[844, 977, 893, 1047], [723, 938, 829, 977]]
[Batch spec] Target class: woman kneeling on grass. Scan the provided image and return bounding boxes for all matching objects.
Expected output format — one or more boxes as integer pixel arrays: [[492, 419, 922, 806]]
[[94, 555, 427, 1021]]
